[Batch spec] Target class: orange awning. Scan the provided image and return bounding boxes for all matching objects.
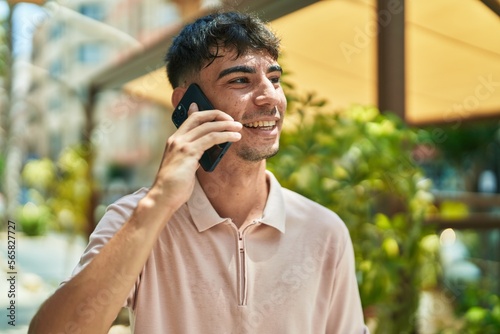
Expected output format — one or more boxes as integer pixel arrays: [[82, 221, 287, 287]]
[[7, 0, 45, 5], [120, 0, 500, 125]]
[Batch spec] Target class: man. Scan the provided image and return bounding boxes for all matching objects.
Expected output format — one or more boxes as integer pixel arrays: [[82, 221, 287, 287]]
[[29, 11, 368, 334]]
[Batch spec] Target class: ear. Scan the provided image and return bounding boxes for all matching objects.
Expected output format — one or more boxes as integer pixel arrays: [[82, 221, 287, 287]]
[[171, 86, 188, 107]]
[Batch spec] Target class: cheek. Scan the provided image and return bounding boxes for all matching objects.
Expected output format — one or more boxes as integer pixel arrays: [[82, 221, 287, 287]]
[[276, 88, 287, 105], [212, 100, 240, 121], [222, 94, 252, 118], [225, 99, 243, 117], [280, 98, 287, 109], [279, 97, 287, 114]]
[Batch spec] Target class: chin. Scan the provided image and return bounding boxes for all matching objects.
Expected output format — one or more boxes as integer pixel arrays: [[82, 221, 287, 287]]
[[237, 145, 280, 162]]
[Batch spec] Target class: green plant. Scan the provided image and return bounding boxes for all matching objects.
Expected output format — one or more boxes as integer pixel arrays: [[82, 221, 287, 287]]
[[454, 283, 500, 334], [422, 122, 498, 166], [419, 121, 499, 192], [268, 90, 437, 333], [18, 146, 90, 236], [0, 15, 8, 78], [0, 153, 5, 190]]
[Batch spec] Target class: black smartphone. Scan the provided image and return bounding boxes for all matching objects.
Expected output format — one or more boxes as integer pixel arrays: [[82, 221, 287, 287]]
[[171, 83, 232, 172]]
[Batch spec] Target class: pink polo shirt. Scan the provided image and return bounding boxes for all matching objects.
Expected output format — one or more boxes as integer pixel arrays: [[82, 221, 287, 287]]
[[69, 171, 368, 333]]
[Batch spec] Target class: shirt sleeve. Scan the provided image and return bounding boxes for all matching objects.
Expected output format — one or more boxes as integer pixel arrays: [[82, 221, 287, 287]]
[[326, 227, 370, 334], [60, 188, 148, 308]]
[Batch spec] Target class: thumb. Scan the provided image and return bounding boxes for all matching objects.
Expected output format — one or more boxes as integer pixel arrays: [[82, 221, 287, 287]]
[[187, 102, 200, 116]]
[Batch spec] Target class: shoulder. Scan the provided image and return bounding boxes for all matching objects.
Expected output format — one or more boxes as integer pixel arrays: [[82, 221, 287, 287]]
[[82, 187, 149, 250], [91, 187, 149, 239], [281, 187, 350, 239], [104, 188, 149, 220], [281, 187, 341, 223]]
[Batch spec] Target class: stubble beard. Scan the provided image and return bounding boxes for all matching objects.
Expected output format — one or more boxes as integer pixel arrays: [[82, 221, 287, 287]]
[[236, 144, 280, 162], [237, 106, 283, 162]]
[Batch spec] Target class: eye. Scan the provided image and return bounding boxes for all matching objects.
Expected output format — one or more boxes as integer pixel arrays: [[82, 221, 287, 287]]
[[229, 77, 249, 84], [269, 75, 281, 85]]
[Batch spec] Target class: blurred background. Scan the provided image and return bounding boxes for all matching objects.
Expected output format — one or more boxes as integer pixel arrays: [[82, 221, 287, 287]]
[[0, 0, 499, 333]]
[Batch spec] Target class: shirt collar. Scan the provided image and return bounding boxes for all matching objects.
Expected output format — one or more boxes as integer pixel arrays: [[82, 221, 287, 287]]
[[187, 170, 286, 233]]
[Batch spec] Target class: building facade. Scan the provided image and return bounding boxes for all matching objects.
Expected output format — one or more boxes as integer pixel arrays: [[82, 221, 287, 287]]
[[25, 0, 188, 203]]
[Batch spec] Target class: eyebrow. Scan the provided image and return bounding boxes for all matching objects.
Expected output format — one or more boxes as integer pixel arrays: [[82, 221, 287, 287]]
[[217, 64, 283, 80]]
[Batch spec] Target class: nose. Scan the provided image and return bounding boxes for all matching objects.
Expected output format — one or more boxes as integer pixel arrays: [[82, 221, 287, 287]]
[[254, 77, 281, 107]]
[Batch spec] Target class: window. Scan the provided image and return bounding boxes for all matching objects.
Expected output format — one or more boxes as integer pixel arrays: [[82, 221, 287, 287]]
[[78, 3, 105, 21], [77, 43, 103, 64], [48, 22, 64, 40], [48, 96, 61, 111], [49, 60, 63, 77]]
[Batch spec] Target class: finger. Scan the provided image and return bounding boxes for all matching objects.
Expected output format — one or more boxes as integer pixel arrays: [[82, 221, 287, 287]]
[[187, 102, 199, 116], [163, 129, 241, 169], [182, 120, 242, 142], [176, 110, 238, 138], [190, 130, 242, 153], [186, 104, 235, 123]]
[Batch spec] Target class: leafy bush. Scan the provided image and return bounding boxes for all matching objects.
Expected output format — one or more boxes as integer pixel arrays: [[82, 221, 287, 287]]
[[18, 146, 90, 236], [268, 91, 437, 333]]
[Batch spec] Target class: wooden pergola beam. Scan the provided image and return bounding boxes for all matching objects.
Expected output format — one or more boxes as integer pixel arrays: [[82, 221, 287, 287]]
[[377, 0, 405, 119]]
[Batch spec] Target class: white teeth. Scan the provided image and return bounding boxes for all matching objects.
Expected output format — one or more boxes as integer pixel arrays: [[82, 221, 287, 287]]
[[244, 120, 276, 128]]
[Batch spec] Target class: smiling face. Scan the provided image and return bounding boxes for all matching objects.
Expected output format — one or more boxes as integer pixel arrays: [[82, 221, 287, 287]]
[[197, 49, 287, 163]]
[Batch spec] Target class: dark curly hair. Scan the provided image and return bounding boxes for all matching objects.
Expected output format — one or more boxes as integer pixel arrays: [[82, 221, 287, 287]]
[[165, 11, 281, 88]]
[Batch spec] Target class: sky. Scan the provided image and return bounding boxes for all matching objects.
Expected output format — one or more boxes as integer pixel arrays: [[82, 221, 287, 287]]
[[1, 1, 46, 57], [0, 1, 8, 20]]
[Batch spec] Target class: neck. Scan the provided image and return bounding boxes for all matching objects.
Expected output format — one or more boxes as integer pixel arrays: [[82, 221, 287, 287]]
[[196, 160, 269, 229]]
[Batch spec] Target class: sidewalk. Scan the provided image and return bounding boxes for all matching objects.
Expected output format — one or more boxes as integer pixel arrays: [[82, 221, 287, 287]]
[[0, 232, 86, 332]]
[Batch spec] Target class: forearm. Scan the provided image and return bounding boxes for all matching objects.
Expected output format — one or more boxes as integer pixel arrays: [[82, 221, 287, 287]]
[[29, 193, 174, 334], [28, 106, 242, 333]]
